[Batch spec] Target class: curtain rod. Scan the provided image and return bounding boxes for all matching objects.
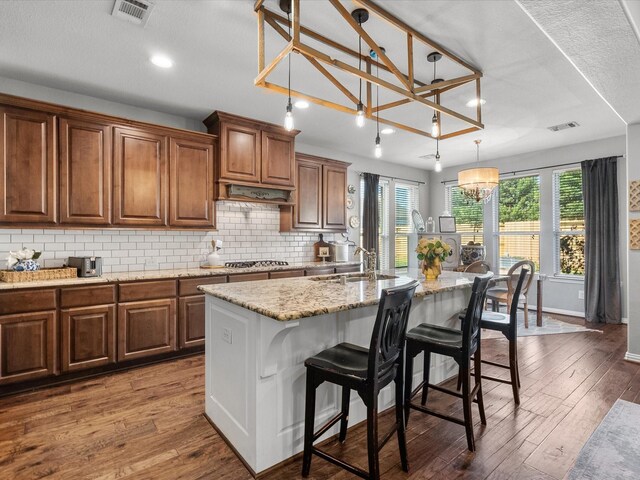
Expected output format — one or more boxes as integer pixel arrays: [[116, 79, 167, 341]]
[[356, 171, 425, 185], [440, 154, 625, 185]]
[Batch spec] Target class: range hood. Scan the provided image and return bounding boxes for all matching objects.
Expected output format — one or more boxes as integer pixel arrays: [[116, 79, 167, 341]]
[[217, 181, 295, 206]]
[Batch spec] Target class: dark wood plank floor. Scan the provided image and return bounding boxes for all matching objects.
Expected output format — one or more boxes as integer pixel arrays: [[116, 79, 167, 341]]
[[0, 319, 634, 480]]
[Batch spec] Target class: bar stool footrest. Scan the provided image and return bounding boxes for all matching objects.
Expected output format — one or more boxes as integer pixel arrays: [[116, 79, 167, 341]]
[[312, 447, 369, 479], [408, 402, 466, 426]]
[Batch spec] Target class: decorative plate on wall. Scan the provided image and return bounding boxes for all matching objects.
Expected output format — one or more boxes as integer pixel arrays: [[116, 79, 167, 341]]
[[346, 196, 354, 209], [347, 184, 356, 194], [349, 216, 360, 229], [630, 181, 640, 211]]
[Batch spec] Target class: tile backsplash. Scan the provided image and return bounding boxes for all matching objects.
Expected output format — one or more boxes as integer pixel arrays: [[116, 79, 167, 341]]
[[0, 202, 335, 273]]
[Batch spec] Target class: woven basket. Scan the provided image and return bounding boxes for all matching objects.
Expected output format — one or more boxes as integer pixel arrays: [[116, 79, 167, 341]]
[[0, 267, 77, 283]]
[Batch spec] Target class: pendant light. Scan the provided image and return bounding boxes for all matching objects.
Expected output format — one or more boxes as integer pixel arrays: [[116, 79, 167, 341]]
[[427, 51, 442, 138], [283, 5, 294, 132], [351, 9, 369, 128], [370, 47, 384, 158], [434, 138, 442, 172], [458, 140, 499, 203]]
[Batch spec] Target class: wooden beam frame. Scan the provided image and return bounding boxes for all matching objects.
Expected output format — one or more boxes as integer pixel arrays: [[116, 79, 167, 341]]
[[255, 0, 484, 140]]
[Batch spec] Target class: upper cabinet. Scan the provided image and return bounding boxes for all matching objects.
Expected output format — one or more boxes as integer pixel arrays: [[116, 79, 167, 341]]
[[204, 111, 298, 204], [169, 137, 215, 228], [280, 153, 350, 233], [0, 106, 56, 224], [59, 116, 112, 225], [0, 93, 217, 229], [113, 127, 168, 227]]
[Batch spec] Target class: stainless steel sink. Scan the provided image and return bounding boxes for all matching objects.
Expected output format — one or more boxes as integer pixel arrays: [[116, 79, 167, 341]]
[[309, 273, 399, 283]]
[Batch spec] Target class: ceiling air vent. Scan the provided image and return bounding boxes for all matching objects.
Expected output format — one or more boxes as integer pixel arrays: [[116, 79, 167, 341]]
[[112, 0, 155, 27], [547, 121, 580, 132]]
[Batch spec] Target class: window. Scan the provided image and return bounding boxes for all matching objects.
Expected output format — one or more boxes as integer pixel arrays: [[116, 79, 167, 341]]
[[360, 178, 419, 270], [445, 185, 484, 246], [394, 183, 420, 268], [553, 169, 585, 276], [494, 175, 540, 273], [360, 178, 390, 270]]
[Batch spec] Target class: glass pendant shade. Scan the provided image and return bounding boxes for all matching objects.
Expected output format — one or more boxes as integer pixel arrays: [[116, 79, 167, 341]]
[[431, 113, 439, 137], [458, 167, 499, 203], [356, 102, 365, 127], [284, 101, 294, 131], [374, 135, 382, 158]]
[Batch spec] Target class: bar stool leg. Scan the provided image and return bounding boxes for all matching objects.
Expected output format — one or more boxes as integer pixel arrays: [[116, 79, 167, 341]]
[[473, 349, 487, 425], [339, 387, 350, 442], [461, 363, 475, 452], [366, 396, 380, 480], [404, 349, 415, 427], [456, 366, 462, 391], [394, 363, 409, 472], [302, 372, 317, 477], [509, 338, 520, 404], [421, 351, 431, 406]]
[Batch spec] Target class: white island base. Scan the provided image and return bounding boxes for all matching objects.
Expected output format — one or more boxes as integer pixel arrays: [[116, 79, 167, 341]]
[[204, 286, 470, 476]]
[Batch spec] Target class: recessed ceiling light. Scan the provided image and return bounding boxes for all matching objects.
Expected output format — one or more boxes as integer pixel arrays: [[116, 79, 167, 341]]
[[294, 100, 309, 109], [466, 98, 486, 108], [380, 127, 395, 135], [150, 55, 173, 68]]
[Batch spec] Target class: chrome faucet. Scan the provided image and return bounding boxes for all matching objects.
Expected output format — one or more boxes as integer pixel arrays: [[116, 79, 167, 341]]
[[354, 246, 377, 281]]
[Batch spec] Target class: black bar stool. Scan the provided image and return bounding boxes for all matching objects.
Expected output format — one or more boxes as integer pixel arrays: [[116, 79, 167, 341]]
[[472, 268, 529, 404], [404, 273, 492, 452], [301, 281, 419, 480]]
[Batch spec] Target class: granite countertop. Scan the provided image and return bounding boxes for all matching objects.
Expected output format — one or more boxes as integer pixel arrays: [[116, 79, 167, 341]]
[[0, 260, 361, 291], [199, 269, 499, 322]]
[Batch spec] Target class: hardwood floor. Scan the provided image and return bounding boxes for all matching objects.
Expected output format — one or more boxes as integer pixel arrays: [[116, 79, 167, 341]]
[[0, 320, 634, 480]]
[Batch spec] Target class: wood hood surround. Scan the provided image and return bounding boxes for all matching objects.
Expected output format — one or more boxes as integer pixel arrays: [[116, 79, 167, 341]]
[[203, 111, 300, 205]]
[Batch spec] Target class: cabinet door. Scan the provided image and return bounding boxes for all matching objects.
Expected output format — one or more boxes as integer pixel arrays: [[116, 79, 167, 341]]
[[323, 164, 348, 230], [113, 127, 167, 226], [179, 295, 205, 349], [294, 158, 323, 229], [61, 305, 116, 372], [169, 137, 215, 228], [0, 106, 56, 223], [117, 299, 176, 361], [59, 117, 112, 225], [261, 130, 295, 186], [220, 122, 260, 182], [0, 311, 57, 385]]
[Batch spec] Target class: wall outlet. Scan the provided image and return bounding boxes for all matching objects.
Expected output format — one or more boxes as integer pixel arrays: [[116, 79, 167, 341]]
[[578, 290, 584, 300], [222, 327, 233, 344]]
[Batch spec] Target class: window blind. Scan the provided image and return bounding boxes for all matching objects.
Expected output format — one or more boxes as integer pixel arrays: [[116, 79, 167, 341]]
[[553, 169, 585, 276]]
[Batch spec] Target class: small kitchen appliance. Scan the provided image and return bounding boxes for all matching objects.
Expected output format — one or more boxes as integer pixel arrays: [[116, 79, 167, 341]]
[[67, 256, 102, 277]]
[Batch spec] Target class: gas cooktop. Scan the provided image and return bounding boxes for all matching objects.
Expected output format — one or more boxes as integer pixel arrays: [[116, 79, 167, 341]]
[[224, 260, 289, 268]]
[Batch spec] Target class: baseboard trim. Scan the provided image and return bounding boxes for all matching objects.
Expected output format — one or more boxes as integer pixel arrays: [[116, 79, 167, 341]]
[[624, 352, 640, 364], [622, 317, 629, 325], [527, 305, 585, 318]]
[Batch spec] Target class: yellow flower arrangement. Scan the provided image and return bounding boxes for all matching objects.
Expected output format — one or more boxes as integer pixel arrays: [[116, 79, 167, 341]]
[[415, 238, 452, 263]]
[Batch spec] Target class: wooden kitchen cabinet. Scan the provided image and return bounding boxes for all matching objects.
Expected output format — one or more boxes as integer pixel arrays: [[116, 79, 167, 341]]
[[113, 126, 168, 226], [0, 311, 57, 385], [59, 116, 112, 225], [117, 299, 176, 361], [280, 153, 350, 232], [169, 136, 215, 228], [0, 105, 56, 224], [261, 130, 295, 186], [61, 305, 116, 372], [179, 296, 205, 348], [218, 120, 261, 183]]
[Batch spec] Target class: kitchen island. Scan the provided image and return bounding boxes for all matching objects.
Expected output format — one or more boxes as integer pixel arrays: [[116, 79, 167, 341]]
[[199, 270, 484, 476]]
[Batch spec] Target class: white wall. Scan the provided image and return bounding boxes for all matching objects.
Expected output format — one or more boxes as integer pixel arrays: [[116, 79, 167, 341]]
[[627, 124, 640, 359], [428, 135, 627, 316]]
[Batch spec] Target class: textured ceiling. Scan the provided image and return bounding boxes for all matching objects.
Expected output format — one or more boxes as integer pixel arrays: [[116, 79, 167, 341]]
[[0, 0, 627, 169], [518, 0, 640, 125]]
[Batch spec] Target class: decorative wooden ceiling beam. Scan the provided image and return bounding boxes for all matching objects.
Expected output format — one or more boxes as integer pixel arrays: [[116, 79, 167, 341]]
[[254, 42, 293, 86], [263, 82, 357, 115], [352, 0, 481, 74], [439, 126, 481, 140], [407, 33, 414, 93], [328, 0, 412, 91]]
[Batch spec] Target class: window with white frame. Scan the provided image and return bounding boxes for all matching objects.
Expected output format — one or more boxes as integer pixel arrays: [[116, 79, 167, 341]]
[[445, 185, 484, 246], [494, 175, 541, 273], [394, 183, 420, 268], [360, 178, 419, 270], [553, 168, 585, 276]]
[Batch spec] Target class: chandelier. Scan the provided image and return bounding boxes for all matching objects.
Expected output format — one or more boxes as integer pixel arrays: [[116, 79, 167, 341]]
[[458, 140, 499, 203], [253, 0, 484, 141]]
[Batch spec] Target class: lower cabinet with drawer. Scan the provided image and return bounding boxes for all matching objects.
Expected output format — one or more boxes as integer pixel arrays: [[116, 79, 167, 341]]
[[61, 305, 116, 373], [118, 299, 177, 362], [0, 311, 57, 385]]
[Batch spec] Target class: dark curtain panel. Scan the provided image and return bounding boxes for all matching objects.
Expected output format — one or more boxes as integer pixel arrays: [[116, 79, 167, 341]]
[[582, 157, 621, 324], [362, 173, 380, 263]]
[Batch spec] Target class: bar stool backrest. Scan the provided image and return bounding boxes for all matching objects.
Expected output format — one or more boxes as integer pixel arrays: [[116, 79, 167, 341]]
[[368, 281, 420, 385], [461, 273, 493, 356], [507, 260, 535, 297], [509, 268, 530, 336]]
